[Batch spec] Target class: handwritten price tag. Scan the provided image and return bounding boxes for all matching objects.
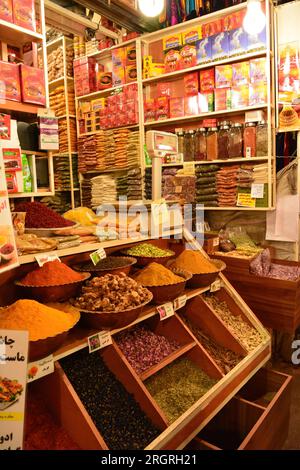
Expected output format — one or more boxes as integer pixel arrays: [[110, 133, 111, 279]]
[[27, 355, 54, 383], [173, 295, 187, 311], [157, 302, 174, 321], [90, 247, 106, 266], [210, 279, 222, 293], [35, 254, 61, 267], [88, 331, 112, 353]]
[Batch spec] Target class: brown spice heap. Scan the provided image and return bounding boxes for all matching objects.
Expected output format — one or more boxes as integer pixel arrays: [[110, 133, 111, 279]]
[[171, 249, 217, 274], [134, 262, 184, 286], [21, 260, 83, 286], [204, 294, 263, 352]]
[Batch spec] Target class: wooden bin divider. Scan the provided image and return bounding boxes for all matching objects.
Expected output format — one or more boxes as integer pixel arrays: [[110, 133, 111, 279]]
[[33, 362, 109, 450]]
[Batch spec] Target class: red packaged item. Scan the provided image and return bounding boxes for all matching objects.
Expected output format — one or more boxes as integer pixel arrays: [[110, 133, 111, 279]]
[[184, 94, 199, 116], [223, 10, 245, 31], [0, 113, 11, 139], [180, 45, 197, 69], [97, 71, 112, 90], [156, 96, 169, 121], [13, 0, 35, 32], [144, 99, 156, 122], [157, 82, 172, 97], [124, 83, 138, 99], [199, 68, 215, 92], [169, 97, 184, 118], [0, 0, 12, 22], [164, 50, 181, 73], [125, 65, 137, 83], [0, 61, 21, 102], [215, 88, 231, 111], [5, 171, 18, 193], [3, 148, 22, 171], [126, 45, 136, 65], [74, 57, 96, 96], [202, 20, 223, 38], [19, 65, 46, 105], [184, 72, 199, 96]]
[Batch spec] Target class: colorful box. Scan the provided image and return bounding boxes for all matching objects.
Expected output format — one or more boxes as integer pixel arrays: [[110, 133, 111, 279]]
[[157, 82, 172, 97], [198, 92, 214, 113], [163, 33, 182, 51], [169, 97, 184, 118], [13, 0, 35, 32], [126, 45, 136, 64], [112, 47, 126, 67], [215, 64, 232, 89], [199, 68, 215, 92], [249, 82, 267, 106], [3, 148, 22, 171], [156, 96, 169, 121], [143, 55, 153, 69], [202, 20, 223, 38], [19, 65, 46, 105], [223, 10, 245, 31], [184, 94, 199, 116], [196, 37, 212, 64], [211, 32, 230, 60], [229, 28, 248, 56], [232, 61, 250, 86], [250, 58, 267, 84], [91, 98, 107, 112], [144, 99, 156, 122], [164, 49, 181, 73], [182, 26, 202, 45], [215, 88, 231, 111], [5, 171, 18, 193], [0, 61, 21, 102], [0, 0, 12, 22], [125, 65, 137, 83], [74, 57, 96, 96], [112, 67, 125, 87], [143, 63, 165, 79], [180, 44, 197, 69], [124, 83, 138, 99], [247, 27, 267, 52], [0, 113, 10, 139], [231, 85, 249, 109], [97, 71, 112, 90], [184, 72, 199, 96]]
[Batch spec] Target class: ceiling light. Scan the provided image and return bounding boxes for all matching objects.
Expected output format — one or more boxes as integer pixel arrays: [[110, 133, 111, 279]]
[[243, 0, 266, 35], [138, 0, 164, 18]]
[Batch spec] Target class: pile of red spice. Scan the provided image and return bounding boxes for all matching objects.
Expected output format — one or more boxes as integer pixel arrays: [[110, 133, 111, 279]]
[[24, 389, 80, 450], [21, 260, 83, 286], [15, 201, 74, 228]]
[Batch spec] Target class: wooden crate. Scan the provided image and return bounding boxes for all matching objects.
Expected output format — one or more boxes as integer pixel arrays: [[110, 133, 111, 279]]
[[189, 368, 292, 450]]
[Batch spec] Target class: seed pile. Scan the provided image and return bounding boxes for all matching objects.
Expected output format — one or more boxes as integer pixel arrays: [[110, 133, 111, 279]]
[[126, 243, 174, 258], [115, 325, 180, 374], [60, 350, 160, 450], [204, 294, 263, 352], [145, 357, 217, 424], [76, 257, 134, 272], [182, 316, 243, 374]]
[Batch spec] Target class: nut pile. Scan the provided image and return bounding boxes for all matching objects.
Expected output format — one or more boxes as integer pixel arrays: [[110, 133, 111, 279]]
[[115, 325, 180, 374], [182, 316, 243, 374], [145, 357, 217, 424], [60, 349, 159, 450], [72, 273, 151, 312], [204, 294, 263, 352]]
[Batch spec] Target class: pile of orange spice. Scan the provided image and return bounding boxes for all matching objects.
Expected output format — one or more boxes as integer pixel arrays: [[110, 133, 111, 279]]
[[21, 260, 83, 286], [134, 262, 183, 286], [171, 250, 216, 274]]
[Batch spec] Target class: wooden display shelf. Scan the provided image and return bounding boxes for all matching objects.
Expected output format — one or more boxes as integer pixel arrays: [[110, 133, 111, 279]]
[[145, 157, 270, 168], [76, 81, 138, 101], [49, 76, 74, 88], [21, 150, 49, 157], [78, 124, 139, 138], [8, 191, 53, 199], [0, 100, 45, 114], [0, 18, 43, 44]]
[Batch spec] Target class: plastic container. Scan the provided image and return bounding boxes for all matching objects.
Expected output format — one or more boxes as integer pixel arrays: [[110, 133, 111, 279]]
[[195, 128, 207, 161], [243, 122, 256, 158], [256, 120, 268, 157], [218, 123, 230, 160], [206, 127, 218, 161], [184, 129, 195, 162], [176, 130, 185, 161], [228, 123, 243, 159]]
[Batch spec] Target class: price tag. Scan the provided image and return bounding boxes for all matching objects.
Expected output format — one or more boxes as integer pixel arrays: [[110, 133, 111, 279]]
[[35, 254, 61, 267], [251, 183, 264, 199], [175, 186, 182, 194], [88, 331, 112, 353], [173, 295, 187, 311], [183, 162, 195, 175], [157, 302, 174, 321], [237, 193, 256, 208], [27, 355, 54, 383], [90, 247, 106, 266], [213, 237, 220, 247], [210, 279, 222, 292]]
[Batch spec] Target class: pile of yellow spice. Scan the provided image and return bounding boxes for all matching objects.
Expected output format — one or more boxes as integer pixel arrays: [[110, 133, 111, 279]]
[[134, 262, 184, 286], [171, 249, 217, 274], [0, 300, 80, 341]]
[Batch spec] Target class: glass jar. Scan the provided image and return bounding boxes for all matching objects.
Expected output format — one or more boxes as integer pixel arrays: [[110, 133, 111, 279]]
[[218, 124, 230, 160], [195, 128, 207, 161], [176, 131, 185, 162], [256, 120, 268, 157], [243, 122, 256, 158], [228, 123, 243, 159], [206, 127, 218, 161], [184, 130, 195, 161]]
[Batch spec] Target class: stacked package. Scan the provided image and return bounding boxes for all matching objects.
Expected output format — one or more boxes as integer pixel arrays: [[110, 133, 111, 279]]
[[40, 194, 72, 214], [49, 85, 76, 117], [95, 132, 106, 170], [127, 167, 143, 201], [252, 163, 268, 184], [58, 118, 77, 153], [109, 128, 130, 168], [116, 172, 128, 198], [217, 165, 239, 207], [81, 177, 92, 208], [237, 165, 254, 189], [48, 44, 74, 82], [195, 165, 219, 207], [91, 174, 117, 207], [163, 169, 195, 203], [127, 131, 140, 167], [78, 135, 97, 173]]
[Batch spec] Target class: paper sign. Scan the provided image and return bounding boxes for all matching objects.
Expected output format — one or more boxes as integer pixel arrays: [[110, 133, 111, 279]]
[[27, 355, 54, 383], [183, 162, 195, 175], [251, 183, 264, 199], [90, 247, 106, 266], [210, 279, 222, 292], [157, 302, 174, 321], [0, 329, 28, 450], [35, 253, 61, 267], [88, 331, 112, 353], [237, 193, 256, 208], [173, 295, 187, 311], [175, 186, 182, 194]]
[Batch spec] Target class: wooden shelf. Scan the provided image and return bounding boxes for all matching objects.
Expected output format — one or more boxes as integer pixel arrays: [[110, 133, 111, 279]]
[[145, 157, 270, 168], [0, 100, 45, 114], [21, 150, 48, 157], [76, 81, 138, 101], [79, 124, 139, 137], [57, 115, 76, 119], [52, 152, 78, 157], [0, 18, 43, 44], [49, 76, 74, 88], [202, 206, 274, 211], [84, 38, 137, 60], [8, 191, 53, 199]]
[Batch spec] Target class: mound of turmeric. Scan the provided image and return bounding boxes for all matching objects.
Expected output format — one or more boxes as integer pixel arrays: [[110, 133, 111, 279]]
[[171, 250, 216, 274], [0, 300, 80, 341], [134, 262, 184, 286]]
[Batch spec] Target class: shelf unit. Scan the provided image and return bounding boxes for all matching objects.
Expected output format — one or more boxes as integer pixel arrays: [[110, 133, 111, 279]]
[[0, 0, 54, 201], [47, 35, 79, 210]]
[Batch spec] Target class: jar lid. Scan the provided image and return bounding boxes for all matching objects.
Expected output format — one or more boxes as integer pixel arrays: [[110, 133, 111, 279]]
[[188, 130, 195, 134], [233, 123, 243, 128], [199, 127, 206, 132], [220, 124, 230, 130], [257, 120, 267, 125], [176, 131, 184, 136], [245, 122, 256, 127], [210, 127, 218, 131]]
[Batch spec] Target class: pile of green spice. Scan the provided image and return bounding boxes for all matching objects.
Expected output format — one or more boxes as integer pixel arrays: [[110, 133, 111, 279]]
[[182, 316, 243, 374], [204, 294, 263, 352], [145, 357, 217, 424], [125, 243, 174, 258], [60, 350, 159, 450]]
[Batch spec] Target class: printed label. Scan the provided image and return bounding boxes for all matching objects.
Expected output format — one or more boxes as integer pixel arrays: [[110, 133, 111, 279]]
[[251, 183, 264, 199], [173, 295, 187, 311], [157, 302, 174, 321], [27, 355, 54, 383], [88, 331, 112, 353], [90, 247, 107, 266], [210, 279, 222, 292], [35, 254, 61, 267]]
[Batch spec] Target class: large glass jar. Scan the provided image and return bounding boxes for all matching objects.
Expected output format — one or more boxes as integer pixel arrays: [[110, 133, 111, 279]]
[[176, 131, 185, 161], [195, 128, 207, 161], [206, 127, 218, 161], [218, 124, 230, 160], [243, 122, 256, 158], [184, 130, 195, 161], [256, 120, 268, 157], [228, 123, 243, 158]]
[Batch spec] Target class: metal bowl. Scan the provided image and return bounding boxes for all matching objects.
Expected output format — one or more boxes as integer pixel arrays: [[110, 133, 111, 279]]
[[187, 260, 226, 288], [25, 222, 79, 238], [15, 273, 91, 303], [140, 268, 192, 305], [72, 256, 137, 277], [78, 293, 153, 330]]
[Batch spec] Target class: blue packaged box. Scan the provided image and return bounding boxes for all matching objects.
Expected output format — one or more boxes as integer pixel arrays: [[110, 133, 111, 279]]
[[229, 28, 248, 56], [211, 32, 230, 60], [247, 26, 267, 52], [196, 37, 212, 64]]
